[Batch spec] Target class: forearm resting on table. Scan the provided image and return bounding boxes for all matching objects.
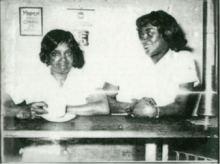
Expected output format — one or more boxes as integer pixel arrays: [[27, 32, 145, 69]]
[[158, 82, 195, 117], [67, 93, 110, 115], [159, 94, 194, 117], [159, 102, 186, 117], [107, 96, 131, 113], [102, 82, 131, 113], [3, 93, 25, 117]]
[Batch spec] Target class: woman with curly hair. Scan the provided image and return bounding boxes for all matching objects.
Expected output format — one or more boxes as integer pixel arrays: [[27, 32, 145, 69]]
[[4, 29, 109, 119], [105, 10, 199, 117]]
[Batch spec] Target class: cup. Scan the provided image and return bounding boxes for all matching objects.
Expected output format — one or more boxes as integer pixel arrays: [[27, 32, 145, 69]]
[[46, 98, 66, 118]]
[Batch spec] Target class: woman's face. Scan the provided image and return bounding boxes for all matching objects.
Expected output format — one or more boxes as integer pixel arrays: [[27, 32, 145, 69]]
[[49, 43, 74, 74], [139, 24, 169, 63]]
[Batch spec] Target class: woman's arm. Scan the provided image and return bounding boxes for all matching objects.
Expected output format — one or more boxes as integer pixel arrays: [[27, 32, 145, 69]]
[[3, 93, 24, 117], [131, 83, 196, 118], [3, 93, 48, 119], [67, 90, 110, 115], [103, 82, 196, 117], [156, 82, 195, 117], [102, 82, 132, 113], [106, 96, 132, 113], [158, 94, 193, 117]]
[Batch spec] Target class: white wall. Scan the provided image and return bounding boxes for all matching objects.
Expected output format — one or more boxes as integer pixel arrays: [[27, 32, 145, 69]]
[[1, 0, 204, 92]]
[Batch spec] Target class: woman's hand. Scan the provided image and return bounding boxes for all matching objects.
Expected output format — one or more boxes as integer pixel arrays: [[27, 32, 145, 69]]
[[16, 102, 48, 119], [30, 102, 48, 118], [16, 105, 32, 119], [130, 98, 157, 118]]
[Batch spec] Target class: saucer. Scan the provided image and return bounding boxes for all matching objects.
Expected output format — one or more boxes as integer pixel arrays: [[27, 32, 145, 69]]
[[41, 113, 76, 122]]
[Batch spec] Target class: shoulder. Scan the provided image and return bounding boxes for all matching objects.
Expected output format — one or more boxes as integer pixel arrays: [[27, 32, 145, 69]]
[[173, 50, 194, 61], [171, 50, 199, 85], [68, 68, 86, 79], [19, 65, 51, 85], [171, 50, 195, 68]]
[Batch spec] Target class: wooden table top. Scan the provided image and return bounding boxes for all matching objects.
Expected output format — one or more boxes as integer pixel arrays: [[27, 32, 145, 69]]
[[3, 115, 218, 138]]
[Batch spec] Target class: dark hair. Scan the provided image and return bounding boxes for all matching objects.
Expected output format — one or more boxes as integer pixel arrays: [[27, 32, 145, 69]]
[[39, 29, 84, 68], [136, 10, 187, 52]]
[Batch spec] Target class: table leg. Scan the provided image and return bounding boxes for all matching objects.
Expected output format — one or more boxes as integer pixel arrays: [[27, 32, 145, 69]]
[[162, 144, 168, 161], [145, 143, 157, 161]]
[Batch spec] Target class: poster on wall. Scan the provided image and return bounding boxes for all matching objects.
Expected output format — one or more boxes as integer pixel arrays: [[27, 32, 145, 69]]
[[67, 9, 95, 46], [19, 7, 43, 36]]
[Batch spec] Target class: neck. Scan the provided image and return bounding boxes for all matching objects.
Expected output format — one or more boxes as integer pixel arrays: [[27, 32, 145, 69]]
[[51, 70, 69, 86], [151, 48, 169, 64]]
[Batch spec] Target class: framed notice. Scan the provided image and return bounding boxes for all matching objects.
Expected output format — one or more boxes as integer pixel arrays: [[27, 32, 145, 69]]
[[19, 7, 43, 36]]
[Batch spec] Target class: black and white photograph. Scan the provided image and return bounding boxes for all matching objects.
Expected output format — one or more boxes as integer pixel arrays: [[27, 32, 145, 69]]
[[0, 0, 219, 163]]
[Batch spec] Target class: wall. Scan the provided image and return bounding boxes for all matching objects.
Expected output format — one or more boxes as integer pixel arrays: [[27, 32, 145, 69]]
[[1, 0, 204, 93]]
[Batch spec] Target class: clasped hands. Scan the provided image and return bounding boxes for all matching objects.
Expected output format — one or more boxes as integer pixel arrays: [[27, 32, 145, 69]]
[[16, 102, 48, 119], [126, 97, 158, 118]]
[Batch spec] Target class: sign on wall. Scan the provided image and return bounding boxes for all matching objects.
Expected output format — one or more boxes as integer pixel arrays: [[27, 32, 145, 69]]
[[19, 7, 43, 36], [78, 31, 89, 46], [67, 8, 95, 26], [67, 9, 95, 46]]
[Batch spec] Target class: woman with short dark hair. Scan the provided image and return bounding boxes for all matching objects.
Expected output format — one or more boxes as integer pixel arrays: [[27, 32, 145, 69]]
[[106, 10, 199, 117], [136, 10, 187, 52], [3, 29, 109, 120], [39, 29, 84, 68]]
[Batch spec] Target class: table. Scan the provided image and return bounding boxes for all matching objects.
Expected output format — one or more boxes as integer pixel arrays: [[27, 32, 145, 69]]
[[3, 116, 218, 138], [2, 116, 218, 162]]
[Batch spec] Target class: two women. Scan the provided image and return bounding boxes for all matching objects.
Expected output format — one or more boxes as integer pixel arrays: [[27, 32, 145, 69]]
[[4, 10, 199, 119]]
